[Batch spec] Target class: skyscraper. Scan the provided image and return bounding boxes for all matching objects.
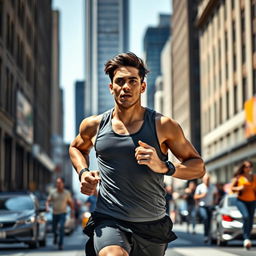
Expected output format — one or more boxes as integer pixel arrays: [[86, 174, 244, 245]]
[[171, 0, 201, 154], [143, 14, 170, 109], [85, 0, 129, 115], [75, 80, 85, 134]]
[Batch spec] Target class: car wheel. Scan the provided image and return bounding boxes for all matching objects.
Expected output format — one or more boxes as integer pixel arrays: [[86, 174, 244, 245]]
[[28, 241, 38, 249]]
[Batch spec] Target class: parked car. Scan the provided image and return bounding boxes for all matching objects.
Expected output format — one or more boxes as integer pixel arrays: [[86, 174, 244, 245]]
[[210, 194, 256, 246], [0, 191, 47, 248]]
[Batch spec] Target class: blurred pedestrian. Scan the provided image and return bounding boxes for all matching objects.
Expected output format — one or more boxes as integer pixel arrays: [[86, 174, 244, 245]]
[[183, 180, 197, 234], [216, 183, 226, 204], [194, 173, 218, 243], [230, 160, 256, 250], [69, 52, 205, 256], [164, 183, 173, 215], [45, 177, 74, 250]]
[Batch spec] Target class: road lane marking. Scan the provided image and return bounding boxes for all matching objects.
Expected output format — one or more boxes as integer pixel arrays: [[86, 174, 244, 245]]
[[173, 248, 240, 256]]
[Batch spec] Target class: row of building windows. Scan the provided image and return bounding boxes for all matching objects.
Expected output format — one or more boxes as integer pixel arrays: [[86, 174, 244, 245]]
[[1, 131, 50, 192], [3, 10, 34, 85], [201, 1, 256, 135], [205, 125, 244, 160]]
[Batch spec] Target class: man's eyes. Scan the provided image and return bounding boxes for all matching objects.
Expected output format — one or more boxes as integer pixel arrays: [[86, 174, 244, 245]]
[[115, 79, 137, 86]]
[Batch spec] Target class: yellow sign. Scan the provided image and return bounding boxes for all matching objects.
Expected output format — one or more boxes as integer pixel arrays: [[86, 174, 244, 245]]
[[244, 96, 256, 138]]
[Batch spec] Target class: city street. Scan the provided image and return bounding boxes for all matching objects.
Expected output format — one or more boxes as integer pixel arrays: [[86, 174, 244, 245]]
[[0, 224, 255, 256]]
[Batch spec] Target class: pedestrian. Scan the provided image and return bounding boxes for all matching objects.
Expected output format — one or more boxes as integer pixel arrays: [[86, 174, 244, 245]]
[[216, 182, 226, 204], [230, 160, 256, 250], [183, 180, 197, 234], [194, 173, 218, 243], [69, 52, 205, 256], [45, 177, 75, 250], [164, 183, 173, 215]]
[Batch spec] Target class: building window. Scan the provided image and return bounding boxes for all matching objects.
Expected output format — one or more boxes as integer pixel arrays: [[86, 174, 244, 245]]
[[252, 2, 256, 19], [242, 44, 246, 63], [242, 77, 247, 104], [253, 34, 256, 53], [233, 53, 236, 72], [214, 102, 217, 128], [219, 96, 223, 124], [5, 67, 14, 115], [232, 21, 236, 42], [4, 136, 12, 190], [26, 17, 33, 47], [241, 9, 245, 31], [234, 85, 238, 114], [17, 0, 25, 27], [17, 36, 24, 71], [226, 90, 230, 119], [5, 14, 15, 55], [26, 55, 32, 84], [231, 0, 235, 9]]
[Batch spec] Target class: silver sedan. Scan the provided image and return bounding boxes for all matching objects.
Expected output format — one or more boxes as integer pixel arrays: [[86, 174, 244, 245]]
[[210, 194, 256, 246]]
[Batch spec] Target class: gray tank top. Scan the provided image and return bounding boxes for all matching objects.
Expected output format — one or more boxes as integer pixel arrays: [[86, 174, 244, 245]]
[[94, 108, 168, 222]]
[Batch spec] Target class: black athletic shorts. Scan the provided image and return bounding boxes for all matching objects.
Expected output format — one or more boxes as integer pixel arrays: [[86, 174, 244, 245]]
[[83, 212, 177, 256]]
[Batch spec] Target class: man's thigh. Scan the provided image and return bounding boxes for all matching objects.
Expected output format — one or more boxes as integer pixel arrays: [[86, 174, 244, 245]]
[[94, 224, 131, 255], [130, 233, 167, 256]]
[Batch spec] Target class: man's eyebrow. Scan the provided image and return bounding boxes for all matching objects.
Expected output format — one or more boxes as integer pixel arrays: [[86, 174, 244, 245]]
[[114, 76, 138, 80]]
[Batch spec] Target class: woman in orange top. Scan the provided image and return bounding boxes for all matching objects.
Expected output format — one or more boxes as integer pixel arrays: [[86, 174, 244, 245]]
[[230, 161, 256, 250]]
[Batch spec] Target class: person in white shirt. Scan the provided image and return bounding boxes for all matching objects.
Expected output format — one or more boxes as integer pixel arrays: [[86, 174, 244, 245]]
[[194, 173, 218, 243]]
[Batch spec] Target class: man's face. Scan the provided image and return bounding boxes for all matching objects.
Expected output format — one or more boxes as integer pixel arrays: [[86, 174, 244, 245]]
[[109, 66, 146, 108], [56, 178, 64, 190]]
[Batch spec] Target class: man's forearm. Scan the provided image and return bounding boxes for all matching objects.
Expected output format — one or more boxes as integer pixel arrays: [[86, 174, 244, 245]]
[[69, 146, 89, 173], [172, 158, 205, 180]]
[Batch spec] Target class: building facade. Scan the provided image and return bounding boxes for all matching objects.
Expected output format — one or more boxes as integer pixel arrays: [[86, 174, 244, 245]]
[[85, 0, 129, 115], [197, 0, 256, 182], [171, 0, 201, 154], [0, 0, 55, 192], [143, 14, 170, 109], [51, 9, 65, 182]]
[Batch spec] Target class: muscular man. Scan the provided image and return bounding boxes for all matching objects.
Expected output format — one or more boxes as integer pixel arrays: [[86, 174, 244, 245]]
[[69, 52, 205, 256]]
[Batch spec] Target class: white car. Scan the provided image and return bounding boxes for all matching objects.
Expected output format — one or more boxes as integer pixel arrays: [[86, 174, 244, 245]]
[[210, 194, 256, 246]]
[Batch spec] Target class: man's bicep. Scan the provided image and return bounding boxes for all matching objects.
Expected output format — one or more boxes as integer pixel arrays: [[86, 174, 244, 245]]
[[71, 134, 93, 153], [165, 123, 200, 162]]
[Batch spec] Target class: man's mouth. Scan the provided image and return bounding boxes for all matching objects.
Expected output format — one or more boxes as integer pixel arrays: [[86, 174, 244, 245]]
[[120, 94, 132, 99]]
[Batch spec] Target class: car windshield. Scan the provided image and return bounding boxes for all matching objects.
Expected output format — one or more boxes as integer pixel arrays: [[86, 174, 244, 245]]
[[0, 195, 34, 211], [227, 196, 237, 207]]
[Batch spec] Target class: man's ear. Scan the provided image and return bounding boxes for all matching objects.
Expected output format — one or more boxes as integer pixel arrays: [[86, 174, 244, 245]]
[[109, 83, 114, 94], [141, 82, 146, 93]]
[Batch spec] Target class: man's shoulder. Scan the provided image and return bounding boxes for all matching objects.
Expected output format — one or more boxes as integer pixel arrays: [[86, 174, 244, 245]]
[[154, 111, 179, 128], [79, 114, 104, 136]]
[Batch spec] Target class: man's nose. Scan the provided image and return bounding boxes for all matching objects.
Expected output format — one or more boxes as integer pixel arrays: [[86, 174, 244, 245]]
[[123, 81, 131, 90]]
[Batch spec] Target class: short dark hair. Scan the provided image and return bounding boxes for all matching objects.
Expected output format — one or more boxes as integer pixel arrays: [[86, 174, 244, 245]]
[[104, 52, 149, 82]]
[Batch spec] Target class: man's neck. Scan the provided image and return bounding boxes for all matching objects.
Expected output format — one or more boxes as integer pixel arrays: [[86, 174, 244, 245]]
[[113, 105, 145, 124]]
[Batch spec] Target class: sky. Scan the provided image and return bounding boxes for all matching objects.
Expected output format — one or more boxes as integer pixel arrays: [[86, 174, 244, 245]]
[[52, 0, 171, 143]]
